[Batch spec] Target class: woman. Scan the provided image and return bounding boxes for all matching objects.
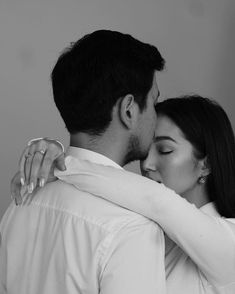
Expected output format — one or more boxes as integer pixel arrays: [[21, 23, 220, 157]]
[[12, 95, 235, 293]]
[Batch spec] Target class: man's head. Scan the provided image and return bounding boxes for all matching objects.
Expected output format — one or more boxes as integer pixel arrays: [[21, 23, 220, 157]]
[[51, 30, 165, 163]]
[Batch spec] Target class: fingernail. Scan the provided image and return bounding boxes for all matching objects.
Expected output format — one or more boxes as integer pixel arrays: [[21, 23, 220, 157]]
[[20, 177, 25, 186], [28, 182, 34, 194], [15, 196, 22, 206], [15, 198, 19, 206], [39, 178, 45, 187]]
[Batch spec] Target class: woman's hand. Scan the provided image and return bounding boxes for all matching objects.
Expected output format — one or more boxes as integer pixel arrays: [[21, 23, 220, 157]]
[[11, 138, 66, 205]]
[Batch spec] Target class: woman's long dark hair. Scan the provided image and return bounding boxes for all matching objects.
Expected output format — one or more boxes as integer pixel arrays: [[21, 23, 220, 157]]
[[156, 95, 235, 217]]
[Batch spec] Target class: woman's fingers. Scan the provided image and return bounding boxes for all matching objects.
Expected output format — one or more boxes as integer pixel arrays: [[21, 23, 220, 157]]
[[17, 138, 65, 195], [26, 139, 64, 192], [10, 172, 23, 205], [55, 153, 66, 171], [26, 140, 48, 192], [37, 145, 62, 186], [11, 138, 65, 206], [27, 151, 46, 193], [19, 145, 31, 186], [24, 143, 36, 188]]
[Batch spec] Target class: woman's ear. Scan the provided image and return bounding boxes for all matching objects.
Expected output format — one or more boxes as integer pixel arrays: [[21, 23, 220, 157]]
[[119, 94, 139, 129], [198, 157, 211, 177]]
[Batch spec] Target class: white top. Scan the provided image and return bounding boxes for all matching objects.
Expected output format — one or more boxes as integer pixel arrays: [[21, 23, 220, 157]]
[[57, 158, 235, 294], [0, 147, 166, 294]]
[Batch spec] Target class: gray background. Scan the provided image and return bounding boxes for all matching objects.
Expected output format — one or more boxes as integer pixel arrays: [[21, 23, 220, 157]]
[[1, 0, 235, 218]]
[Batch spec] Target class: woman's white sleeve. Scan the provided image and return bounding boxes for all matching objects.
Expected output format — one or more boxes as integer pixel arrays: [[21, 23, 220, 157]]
[[56, 158, 235, 286]]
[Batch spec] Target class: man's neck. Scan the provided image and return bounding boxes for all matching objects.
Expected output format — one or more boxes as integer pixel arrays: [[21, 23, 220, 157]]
[[70, 132, 129, 167]]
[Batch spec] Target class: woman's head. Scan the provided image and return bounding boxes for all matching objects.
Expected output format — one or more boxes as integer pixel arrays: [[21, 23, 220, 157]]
[[141, 95, 235, 217]]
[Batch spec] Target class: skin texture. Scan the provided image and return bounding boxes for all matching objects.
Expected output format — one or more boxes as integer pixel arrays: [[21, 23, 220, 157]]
[[140, 115, 210, 208]]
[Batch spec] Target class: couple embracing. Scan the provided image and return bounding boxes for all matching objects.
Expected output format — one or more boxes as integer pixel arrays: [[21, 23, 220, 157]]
[[1, 30, 235, 294]]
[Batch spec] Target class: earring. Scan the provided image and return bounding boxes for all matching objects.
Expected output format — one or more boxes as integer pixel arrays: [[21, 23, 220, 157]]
[[198, 176, 206, 184]]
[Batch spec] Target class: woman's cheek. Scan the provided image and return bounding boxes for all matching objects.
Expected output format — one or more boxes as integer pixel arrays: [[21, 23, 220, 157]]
[[160, 160, 182, 191]]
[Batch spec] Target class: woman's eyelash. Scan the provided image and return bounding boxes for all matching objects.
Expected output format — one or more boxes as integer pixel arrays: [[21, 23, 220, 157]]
[[158, 150, 173, 155]]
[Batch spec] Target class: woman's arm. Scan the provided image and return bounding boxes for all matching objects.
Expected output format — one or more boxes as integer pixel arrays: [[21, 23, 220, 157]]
[[56, 157, 235, 287], [12, 139, 235, 286]]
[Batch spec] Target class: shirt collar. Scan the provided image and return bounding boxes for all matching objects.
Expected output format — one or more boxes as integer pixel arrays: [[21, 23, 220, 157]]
[[200, 202, 220, 217], [66, 146, 123, 170]]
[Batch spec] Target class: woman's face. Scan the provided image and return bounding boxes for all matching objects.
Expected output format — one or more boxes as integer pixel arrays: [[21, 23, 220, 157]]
[[140, 115, 206, 199]]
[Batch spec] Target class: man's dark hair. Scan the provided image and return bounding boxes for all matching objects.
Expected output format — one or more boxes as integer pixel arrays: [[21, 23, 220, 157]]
[[157, 95, 235, 218], [51, 30, 165, 135]]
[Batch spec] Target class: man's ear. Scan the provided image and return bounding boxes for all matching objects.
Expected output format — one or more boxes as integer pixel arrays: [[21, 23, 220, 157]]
[[119, 94, 139, 129]]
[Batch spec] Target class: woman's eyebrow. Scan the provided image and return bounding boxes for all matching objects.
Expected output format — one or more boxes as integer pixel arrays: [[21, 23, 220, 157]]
[[154, 136, 176, 143]]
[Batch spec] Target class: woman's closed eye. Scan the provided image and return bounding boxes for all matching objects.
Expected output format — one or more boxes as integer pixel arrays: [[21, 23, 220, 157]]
[[159, 150, 173, 155], [157, 146, 173, 155]]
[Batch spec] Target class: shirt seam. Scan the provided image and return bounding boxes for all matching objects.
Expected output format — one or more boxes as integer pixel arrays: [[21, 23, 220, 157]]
[[29, 200, 136, 234], [27, 200, 145, 234]]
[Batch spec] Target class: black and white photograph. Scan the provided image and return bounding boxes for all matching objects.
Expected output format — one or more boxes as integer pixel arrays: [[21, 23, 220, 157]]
[[0, 1, 235, 293]]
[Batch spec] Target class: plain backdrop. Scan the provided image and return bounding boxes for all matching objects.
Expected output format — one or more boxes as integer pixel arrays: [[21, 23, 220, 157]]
[[1, 0, 235, 218]]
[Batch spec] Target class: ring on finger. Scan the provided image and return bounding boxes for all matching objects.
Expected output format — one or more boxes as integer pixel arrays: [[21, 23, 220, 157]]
[[35, 150, 46, 156], [25, 153, 33, 159]]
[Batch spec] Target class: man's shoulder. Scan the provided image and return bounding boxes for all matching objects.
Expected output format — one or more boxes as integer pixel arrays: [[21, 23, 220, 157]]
[[31, 179, 157, 233]]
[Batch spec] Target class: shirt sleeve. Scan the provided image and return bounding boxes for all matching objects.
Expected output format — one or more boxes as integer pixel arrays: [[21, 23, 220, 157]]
[[56, 158, 235, 287], [0, 203, 14, 294], [99, 219, 166, 294]]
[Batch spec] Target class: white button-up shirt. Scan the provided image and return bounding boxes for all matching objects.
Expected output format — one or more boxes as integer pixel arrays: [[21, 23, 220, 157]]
[[0, 147, 166, 294], [57, 158, 235, 294]]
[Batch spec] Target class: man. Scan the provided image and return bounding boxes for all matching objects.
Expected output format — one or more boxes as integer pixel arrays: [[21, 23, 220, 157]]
[[0, 30, 166, 293]]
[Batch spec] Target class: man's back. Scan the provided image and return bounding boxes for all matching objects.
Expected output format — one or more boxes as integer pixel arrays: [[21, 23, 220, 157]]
[[0, 174, 165, 294]]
